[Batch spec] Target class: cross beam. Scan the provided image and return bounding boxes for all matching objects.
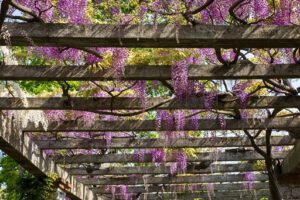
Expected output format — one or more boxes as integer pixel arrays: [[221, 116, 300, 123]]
[[1, 64, 300, 81], [79, 173, 268, 185], [2, 96, 300, 110], [67, 163, 264, 176], [53, 150, 288, 164], [2, 23, 300, 48], [24, 118, 300, 132], [91, 182, 269, 194], [34, 136, 292, 149]]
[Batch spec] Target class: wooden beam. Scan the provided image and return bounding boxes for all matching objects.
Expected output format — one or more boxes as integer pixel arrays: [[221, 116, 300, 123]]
[[79, 173, 268, 185], [24, 118, 300, 132], [113, 190, 270, 200], [2, 64, 300, 81], [109, 196, 269, 200], [91, 182, 269, 194], [54, 151, 288, 164], [35, 136, 292, 149], [3, 23, 300, 48], [3, 96, 300, 110], [108, 190, 270, 200], [67, 163, 264, 176]]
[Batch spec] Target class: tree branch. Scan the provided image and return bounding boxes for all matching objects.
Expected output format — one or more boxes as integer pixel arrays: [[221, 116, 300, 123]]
[[10, 0, 43, 22], [0, 0, 12, 31], [229, 0, 248, 25]]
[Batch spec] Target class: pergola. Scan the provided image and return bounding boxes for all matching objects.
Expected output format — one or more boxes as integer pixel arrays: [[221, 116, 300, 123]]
[[1, 22, 300, 200]]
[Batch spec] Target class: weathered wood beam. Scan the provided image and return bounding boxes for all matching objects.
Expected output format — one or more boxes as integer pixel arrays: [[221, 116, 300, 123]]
[[2, 23, 300, 48], [109, 197, 266, 200], [2, 64, 300, 80], [35, 136, 292, 149], [79, 173, 268, 185], [54, 151, 288, 164], [67, 163, 264, 176], [108, 190, 270, 200], [115, 190, 269, 200], [3, 96, 300, 110], [24, 118, 300, 132], [91, 182, 269, 194]]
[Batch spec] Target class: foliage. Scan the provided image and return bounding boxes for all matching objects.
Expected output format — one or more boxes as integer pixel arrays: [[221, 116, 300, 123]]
[[0, 155, 57, 200]]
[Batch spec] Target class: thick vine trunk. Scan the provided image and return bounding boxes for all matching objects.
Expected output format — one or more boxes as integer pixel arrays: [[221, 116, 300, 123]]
[[265, 128, 283, 200], [265, 157, 283, 200]]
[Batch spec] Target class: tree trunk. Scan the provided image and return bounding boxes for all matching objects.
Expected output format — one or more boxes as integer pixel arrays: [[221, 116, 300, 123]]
[[265, 157, 283, 200]]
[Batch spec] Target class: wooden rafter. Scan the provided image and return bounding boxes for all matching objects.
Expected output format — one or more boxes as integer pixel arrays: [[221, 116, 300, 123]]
[[35, 136, 293, 149], [2, 23, 300, 48], [2, 96, 300, 110], [53, 150, 288, 164], [79, 173, 268, 185], [1, 64, 300, 80], [24, 118, 300, 132], [107, 190, 270, 200], [91, 182, 269, 194], [67, 163, 265, 176]]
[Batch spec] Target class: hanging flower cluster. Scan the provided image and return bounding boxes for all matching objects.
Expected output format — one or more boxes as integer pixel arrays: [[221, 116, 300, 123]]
[[218, 114, 226, 129], [104, 132, 112, 146], [151, 149, 166, 164], [111, 48, 129, 78], [175, 151, 187, 173], [206, 183, 215, 199], [232, 81, 251, 118], [133, 149, 145, 162], [134, 80, 147, 107], [171, 57, 197, 99], [244, 172, 255, 190]]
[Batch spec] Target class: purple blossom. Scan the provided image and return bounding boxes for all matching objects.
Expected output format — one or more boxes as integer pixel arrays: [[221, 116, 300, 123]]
[[191, 183, 198, 192], [232, 81, 250, 118], [155, 111, 168, 131], [45, 110, 65, 121], [57, 0, 88, 24], [33, 47, 81, 64], [111, 48, 128, 78], [218, 114, 226, 129], [203, 92, 217, 110], [151, 149, 166, 164], [172, 57, 195, 99], [43, 149, 55, 155], [174, 110, 185, 131], [244, 172, 255, 190], [104, 132, 112, 146], [110, 6, 120, 15], [85, 48, 110, 64], [273, 0, 291, 25], [170, 162, 178, 174], [190, 110, 199, 130], [175, 151, 187, 173], [133, 149, 145, 162], [275, 146, 284, 152], [134, 80, 147, 107], [120, 185, 128, 200], [206, 183, 215, 196]]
